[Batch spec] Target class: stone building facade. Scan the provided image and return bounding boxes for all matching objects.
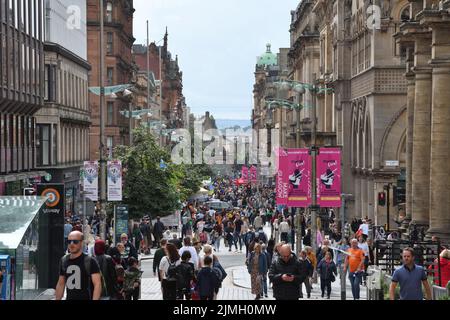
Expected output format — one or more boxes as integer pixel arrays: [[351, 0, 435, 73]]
[[264, 0, 411, 228], [87, 0, 135, 160], [252, 44, 289, 152], [133, 30, 187, 136], [395, 0, 450, 243]]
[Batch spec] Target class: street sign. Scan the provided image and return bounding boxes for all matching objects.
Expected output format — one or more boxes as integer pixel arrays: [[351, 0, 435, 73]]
[[114, 205, 129, 245], [385, 160, 399, 167]]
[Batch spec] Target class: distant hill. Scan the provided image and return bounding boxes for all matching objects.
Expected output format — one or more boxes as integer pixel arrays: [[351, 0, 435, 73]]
[[215, 119, 252, 130]]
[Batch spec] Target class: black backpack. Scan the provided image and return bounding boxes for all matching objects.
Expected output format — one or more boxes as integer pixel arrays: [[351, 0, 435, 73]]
[[166, 259, 179, 281]]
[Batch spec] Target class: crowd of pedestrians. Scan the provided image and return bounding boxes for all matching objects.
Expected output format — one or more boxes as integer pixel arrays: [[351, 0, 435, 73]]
[[56, 174, 450, 301]]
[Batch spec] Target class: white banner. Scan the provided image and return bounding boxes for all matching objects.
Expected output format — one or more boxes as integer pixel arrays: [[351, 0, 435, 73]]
[[107, 160, 122, 202], [83, 161, 98, 201]]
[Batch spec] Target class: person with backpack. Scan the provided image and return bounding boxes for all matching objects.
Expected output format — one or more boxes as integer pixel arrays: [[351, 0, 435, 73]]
[[107, 246, 126, 299], [93, 240, 117, 300], [177, 251, 195, 300], [123, 257, 143, 300], [55, 231, 102, 300], [244, 226, 256, 258], [196, 256, 220, 300], [159, 243, 181, 300]]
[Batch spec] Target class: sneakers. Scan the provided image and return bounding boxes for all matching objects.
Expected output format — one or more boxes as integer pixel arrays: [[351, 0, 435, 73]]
[[307, 293, 311, 299], [265, 294, 268, 298]]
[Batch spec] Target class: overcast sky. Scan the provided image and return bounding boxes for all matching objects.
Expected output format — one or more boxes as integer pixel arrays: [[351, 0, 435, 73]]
[[133, 0, 299, 120]]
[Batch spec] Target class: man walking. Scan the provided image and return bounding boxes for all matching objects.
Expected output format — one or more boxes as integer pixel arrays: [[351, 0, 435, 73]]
[[268, 245, 305, 300], [344, 239, 365, 300], [179, 237, 200, 271], [153, 216, 165, 248], [279, 218, 290, 243], [55, 231, 101, 300], [153, 239, 167, 281], [389, 248, 432, 300]]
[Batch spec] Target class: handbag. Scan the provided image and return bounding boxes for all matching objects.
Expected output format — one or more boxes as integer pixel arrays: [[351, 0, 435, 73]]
[[330, 274, 336, 283]]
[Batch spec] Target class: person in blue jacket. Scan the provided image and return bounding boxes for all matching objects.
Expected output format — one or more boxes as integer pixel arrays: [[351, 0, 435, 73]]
[[196, 256, 220, 300]]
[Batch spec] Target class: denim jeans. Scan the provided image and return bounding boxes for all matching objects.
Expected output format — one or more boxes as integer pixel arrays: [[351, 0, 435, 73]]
[[261, 274, 268, 295], [348, 271, 363, 300], [233, 232, 242, 250], [214, 236, 222, 251]]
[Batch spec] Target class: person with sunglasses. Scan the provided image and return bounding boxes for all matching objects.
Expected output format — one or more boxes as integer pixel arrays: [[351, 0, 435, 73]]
[[55, 231, 102, 300]]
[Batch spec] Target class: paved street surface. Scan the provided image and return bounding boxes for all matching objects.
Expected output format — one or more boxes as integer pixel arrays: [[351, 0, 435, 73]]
[[139, 222, 367, 300]]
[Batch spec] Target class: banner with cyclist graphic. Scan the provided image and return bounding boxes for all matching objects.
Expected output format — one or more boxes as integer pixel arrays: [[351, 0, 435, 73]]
[[317, 148, 341, 207]]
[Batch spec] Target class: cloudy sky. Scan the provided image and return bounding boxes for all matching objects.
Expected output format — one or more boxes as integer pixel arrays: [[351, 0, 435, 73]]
[[133, 0, 299, 121]]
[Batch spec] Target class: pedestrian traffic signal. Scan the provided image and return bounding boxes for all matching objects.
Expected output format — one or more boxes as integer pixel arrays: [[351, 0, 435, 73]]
[[378, 192, 386, 206]]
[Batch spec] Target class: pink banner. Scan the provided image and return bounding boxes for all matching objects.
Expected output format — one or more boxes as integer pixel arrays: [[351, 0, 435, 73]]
[[276, 149, 289, 206], [317, 148, 341, 207], [250, 166, 257, 184], [286, 149, 312, 208], [241, 166, 249, 183]]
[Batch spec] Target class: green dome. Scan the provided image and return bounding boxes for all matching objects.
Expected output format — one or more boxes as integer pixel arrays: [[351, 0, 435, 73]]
[[257, 44, 278, 67]]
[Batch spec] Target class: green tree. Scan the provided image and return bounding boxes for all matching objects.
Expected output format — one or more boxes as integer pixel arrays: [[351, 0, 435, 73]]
[[115, 128, 180, 219], [115, 128, 213, 220]]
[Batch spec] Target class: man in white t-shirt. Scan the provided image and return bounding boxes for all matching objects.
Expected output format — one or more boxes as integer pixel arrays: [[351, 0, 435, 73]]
[[358, 220, 369, 241], [179, 237, 200, 270]]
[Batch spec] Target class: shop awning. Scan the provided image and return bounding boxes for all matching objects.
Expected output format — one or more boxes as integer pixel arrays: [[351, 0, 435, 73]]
[[0, 197, 47, 250], [0, 171, 48, 183]]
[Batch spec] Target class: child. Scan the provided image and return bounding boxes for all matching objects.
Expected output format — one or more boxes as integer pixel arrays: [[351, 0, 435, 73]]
[[123, 257, 143, 300], [196, 256, 220, 300]]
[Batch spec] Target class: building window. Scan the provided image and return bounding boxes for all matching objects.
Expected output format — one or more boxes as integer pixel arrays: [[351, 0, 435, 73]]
[[106, 2, 113, 23], [106, 32, 113, 54], [107, 67, 113, 86], [107, 102, 114, 125], [44, 64, 56, 102], [36, 124, 51, 166]]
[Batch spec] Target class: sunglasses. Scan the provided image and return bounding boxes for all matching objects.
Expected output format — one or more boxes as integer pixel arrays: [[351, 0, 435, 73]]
[[67, 240, 81, 245]]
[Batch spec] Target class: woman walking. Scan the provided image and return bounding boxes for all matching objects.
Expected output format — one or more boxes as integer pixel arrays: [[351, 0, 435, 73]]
[[317, 252, 337, 299], [247, 244, 268, 300], [159, 243, 181, 300]]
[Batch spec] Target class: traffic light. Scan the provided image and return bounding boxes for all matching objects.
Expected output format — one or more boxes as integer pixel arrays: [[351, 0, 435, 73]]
[[378, 192, 386, 206]]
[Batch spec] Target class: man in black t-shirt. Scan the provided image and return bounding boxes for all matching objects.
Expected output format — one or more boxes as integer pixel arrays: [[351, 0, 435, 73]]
[[55, 231, 101, 300]]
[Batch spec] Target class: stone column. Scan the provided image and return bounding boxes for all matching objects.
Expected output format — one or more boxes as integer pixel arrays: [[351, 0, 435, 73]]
[[427, 25, 450, 244], [354, 174, 361, 218], [361, 176, 368, 219], [402, 70, 415, 232], [410, 34, 432, 229]]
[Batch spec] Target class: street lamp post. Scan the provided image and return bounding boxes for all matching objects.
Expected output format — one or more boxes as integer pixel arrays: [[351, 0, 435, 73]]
[[99, 0, 107, 241], [268, 77, 334, 254], [310, 74, 318, 254]]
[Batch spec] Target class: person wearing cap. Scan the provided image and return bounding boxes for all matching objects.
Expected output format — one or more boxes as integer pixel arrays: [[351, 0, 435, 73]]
[[93, 240, 118, 300], [120, 233, 138, 266]]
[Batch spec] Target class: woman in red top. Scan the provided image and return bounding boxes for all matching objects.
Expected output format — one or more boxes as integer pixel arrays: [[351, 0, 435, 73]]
[[430, 249, 450, 287]]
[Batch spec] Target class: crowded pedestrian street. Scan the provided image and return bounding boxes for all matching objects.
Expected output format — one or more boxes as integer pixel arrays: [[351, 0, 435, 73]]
[[1, 1, 450, 309]]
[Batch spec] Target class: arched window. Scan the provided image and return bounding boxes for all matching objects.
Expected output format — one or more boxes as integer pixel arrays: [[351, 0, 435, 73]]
[[400, 7, 410, 22]]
